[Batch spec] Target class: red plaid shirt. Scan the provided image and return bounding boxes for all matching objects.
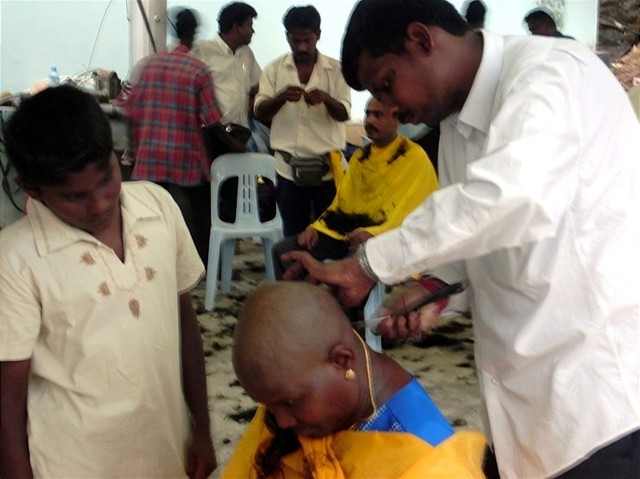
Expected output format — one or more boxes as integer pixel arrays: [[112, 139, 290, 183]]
[[125, 44, 222, 185]]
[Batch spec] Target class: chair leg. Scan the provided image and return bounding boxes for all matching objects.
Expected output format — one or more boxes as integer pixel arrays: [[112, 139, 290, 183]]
[[364, 282, 385, 352], [262, 238, 276, 281], [205, 232, 223, 311], [220, 239, 236, 294]]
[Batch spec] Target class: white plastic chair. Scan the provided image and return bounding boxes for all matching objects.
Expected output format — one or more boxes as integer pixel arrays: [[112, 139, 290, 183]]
[[204, 153, 283, 311]]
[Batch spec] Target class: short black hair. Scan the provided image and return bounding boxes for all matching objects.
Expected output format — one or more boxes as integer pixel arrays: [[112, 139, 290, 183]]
[[175, 8, 198, 40], [464, 0, 486, 27], [3, 85, 113, 187], [524, 9, 556, 27], [283, 5, 321, 35], [218, 2, 258, 34], [341, 0, 469, 90]]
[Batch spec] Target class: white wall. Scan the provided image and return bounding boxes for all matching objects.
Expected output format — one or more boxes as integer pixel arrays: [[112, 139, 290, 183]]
[[0, 0, 598, 120]]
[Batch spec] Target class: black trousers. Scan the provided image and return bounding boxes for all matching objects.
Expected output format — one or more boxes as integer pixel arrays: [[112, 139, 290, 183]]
[[156, 182, 210, 265], [483, 429, 640, 479]]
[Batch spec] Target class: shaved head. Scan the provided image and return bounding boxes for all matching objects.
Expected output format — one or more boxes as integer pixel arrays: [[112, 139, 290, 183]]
[[233, 282, 405, 438], [232, 282, 355, 396]]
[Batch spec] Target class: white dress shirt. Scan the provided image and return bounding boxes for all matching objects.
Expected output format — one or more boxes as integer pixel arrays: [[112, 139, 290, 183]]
[[254, 51, 351, 180], [192, 35, 261, 127], [365, 31, 640, 478]]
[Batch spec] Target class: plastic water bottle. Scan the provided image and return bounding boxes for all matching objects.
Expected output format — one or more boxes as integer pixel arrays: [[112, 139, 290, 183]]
[[48, 66, 60, 86]]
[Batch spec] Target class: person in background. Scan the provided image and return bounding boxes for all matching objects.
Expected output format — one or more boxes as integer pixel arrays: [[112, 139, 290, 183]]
[[282, 0, 640, 477], [462, 0, 486, 29], [0, 85, 215, 478], [192, 2, 266, 223], [125, 8, 245, 264], [274, 97, 438, 280], [222, 281, 485, 478], [524, 7, 574, 39], [254, 5, 351, 237], [191, 1, 262, 150]]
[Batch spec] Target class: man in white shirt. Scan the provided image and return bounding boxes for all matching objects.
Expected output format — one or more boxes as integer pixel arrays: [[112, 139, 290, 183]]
[[254, 5, 351, 236], [192, 2, 261, 131], [192, 2, 264, 221], [282, 1, 640, 478]]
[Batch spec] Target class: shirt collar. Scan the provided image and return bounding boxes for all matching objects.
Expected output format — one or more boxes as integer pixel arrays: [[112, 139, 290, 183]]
[[456, 30, 504, 137], [284, 50, 332, 71], [174, 43, 190, 54], [213, 33, 233, 55], [28, 183, 163, 257]]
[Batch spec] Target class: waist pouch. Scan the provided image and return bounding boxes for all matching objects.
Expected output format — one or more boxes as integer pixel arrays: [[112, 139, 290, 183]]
[[280, 151, 330, 187]]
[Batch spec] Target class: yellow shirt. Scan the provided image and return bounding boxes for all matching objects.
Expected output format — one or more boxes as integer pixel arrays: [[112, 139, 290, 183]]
[[312, 135, 438, 240]]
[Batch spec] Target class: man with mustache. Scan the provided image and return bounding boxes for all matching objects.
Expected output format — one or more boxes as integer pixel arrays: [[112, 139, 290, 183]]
[[273, 97, 438, 280], [254, 5, 351, 237]]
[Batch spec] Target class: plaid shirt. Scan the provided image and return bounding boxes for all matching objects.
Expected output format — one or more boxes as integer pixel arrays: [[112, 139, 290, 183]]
[[126, 44, 222, 186]]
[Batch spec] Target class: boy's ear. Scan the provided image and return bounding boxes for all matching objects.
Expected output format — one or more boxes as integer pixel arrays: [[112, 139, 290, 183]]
[[405, 22, 433, 56], [16, 178, 40, 200]]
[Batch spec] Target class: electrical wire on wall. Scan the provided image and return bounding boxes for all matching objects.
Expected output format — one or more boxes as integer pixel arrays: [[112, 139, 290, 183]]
[[134, 0, 158, 54], [86, 0, 116, 72]]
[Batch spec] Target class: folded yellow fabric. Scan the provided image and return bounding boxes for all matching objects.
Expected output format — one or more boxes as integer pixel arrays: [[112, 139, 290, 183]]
[[221, 405, 486, 478]]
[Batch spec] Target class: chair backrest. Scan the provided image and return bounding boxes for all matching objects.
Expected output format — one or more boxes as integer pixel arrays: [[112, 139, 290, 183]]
[[210, 153, 279, 228]]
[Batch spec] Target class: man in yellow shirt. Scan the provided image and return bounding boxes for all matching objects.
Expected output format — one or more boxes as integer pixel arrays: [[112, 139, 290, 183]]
[[274, 97, 438, 279]]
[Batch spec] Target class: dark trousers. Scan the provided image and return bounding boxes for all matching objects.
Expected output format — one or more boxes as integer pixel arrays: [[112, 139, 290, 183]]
[[157, 182, 210, 265], [276, 175, 336, 237], [272, 232, 349, 279], [557, 429, 640, 479], [483, 429, 640, 479]]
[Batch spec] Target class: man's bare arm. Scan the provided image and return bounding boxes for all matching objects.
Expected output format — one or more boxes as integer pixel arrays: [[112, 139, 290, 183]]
[[0, 359, 33, 478]]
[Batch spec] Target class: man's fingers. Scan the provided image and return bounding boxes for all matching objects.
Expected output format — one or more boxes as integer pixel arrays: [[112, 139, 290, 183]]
[[281, 251, 325, 280], [282, 261, 305, 280]]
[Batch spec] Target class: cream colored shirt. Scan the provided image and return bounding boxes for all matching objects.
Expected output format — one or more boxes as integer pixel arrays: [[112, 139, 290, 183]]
[[0, 181, 204, 478], [365, 32, 640, 478], [192, 34, 261, 127], [255, 51, 351, 180]]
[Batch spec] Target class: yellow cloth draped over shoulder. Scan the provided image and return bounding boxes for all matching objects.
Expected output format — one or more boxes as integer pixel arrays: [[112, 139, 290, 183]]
[[221, 405, 486, 479]]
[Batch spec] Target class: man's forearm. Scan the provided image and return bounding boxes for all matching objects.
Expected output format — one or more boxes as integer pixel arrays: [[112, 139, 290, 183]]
[[0, 429, 33, 479], [178, 294, 211, 436], [323, 96, 349, 122], [0, 360, 33, 478], [254, 94, 288, 121]]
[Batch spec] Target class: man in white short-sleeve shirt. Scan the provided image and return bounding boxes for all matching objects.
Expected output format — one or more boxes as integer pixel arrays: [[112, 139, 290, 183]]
[[254, 5, 351, 236], [191, 2, 261, 129]]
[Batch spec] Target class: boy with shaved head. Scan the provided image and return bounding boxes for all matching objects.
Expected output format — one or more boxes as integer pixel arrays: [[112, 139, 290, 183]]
[[223, 282, 485, 478]]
